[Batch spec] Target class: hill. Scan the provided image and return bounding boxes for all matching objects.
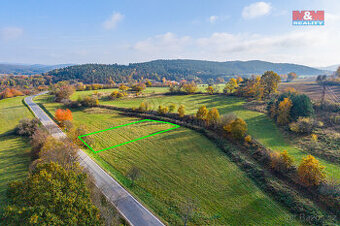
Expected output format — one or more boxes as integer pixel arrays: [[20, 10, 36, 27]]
[[0, 63, 73, 75], [47, 59, 326, 83]]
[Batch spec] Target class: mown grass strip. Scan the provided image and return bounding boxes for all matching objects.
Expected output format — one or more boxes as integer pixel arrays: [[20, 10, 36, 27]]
[[78, 119, 180, 153]]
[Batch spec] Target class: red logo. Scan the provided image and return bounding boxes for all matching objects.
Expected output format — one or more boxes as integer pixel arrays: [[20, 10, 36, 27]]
[[292, 10, 324, 26]]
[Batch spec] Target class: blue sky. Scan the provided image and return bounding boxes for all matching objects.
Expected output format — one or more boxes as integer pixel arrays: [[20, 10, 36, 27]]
[[0, 0, 339, 67]]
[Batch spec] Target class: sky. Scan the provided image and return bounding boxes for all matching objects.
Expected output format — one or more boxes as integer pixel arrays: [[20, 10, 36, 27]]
[[0, 0, 339, 67]]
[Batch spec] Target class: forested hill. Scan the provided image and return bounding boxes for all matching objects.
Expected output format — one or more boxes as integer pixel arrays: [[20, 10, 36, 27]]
[[47, 59, 326, 83], [0, 63, 72, 75]]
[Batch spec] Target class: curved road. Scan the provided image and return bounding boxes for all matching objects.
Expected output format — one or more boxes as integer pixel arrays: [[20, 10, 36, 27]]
[[24, 92, 164, 226]]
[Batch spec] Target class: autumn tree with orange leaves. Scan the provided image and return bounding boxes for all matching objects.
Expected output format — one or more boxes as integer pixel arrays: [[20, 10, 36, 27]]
[[55, 109, 73, 126]]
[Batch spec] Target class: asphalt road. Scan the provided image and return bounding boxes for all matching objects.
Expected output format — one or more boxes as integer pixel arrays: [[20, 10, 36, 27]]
[[24, 92, 165, 226]]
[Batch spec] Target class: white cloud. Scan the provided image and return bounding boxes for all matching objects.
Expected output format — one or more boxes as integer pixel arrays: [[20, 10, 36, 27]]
[[209, 15, 218, 24], [134, 32, 191, 53], [102, 12, 124, 30], [242, 2, 272, 19], [1, 27, 23, 40], [128, 26, 340, 66]]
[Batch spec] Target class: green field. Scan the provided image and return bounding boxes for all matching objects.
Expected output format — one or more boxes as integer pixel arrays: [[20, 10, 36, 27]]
[[97, 94, 340, 179], [71, 87, 169, 100], [35, 94, 300, 225], [0, 97, 32, 209]]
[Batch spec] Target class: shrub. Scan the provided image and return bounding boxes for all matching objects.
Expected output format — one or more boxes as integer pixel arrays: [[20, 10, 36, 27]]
[[0, 88, 24, 99], [244, 135, 252, 143], [30, 128, 49, 160], [206, 108, 220, 126], [206, 86, 214, 94], [223, 78, 238, 94], [298, 155, 326, 186], [139, 102, 150, 112], [145, 80, 152, 87], [131, 83, 146, 93], [311, 134, 318, 142], [79, 96, 99, 107], [289, 117, 317, 134], [54, 83, 75, 102], [290, 94, 314, 120], [270, 150, 294, 173], [196, 105, 208, 120], [276, 97, 292, 125], [157, 105, 169, 114], [182, 82, 198, 94], [178, 105, 185, 117], [55, 109, 73, 125], [15, 118, 40, 137], [223, 117, 248, 140], [109, 90, 125, 99], [118, 84, 129, 92], [169, 104, 176, 113]]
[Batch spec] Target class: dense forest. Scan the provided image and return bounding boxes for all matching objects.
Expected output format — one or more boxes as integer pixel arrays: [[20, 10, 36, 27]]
[[0, 64, 72, 75], [46, 60, 326, 83]]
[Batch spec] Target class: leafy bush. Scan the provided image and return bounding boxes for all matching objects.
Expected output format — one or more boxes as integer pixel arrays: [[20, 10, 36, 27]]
[[55, 109, 73, 126], [289, 117, 318, 134], [169, 104, 176, 113], [178, 105, 185, 117], [206, 108, 220, 126], [138, 102, 151, 112], [109, 90, 125, 99], [196, 105, 208, 120], [157, 105, 169, 114], [223, 117, 248, 140], [15, 118, 40, 137], [79, 96, 99, 107], [298, 155, 326, 186], [270, 150, 294, 173]]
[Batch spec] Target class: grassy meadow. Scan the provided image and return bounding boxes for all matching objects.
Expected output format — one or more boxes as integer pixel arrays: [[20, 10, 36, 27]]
[[35, 94, 300, 225], [97, 94, 340, 179], [0, 97, 32, 210]]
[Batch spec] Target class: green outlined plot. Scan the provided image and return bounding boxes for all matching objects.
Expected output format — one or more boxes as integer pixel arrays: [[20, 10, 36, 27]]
[[78, 119, 180, 153]]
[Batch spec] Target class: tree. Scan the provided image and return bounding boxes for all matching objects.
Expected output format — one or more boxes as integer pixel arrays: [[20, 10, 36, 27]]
[[336, 66, 340, 78], [298, 155, 326, 186], [157, 105, 169, 114], [206, 108, 220, 126], [118, 84, 129, 92], [55, 109, 73, 125], [206, 86, 214, 94], [276, 97, 293, 125], [15, 118, 40, 137], [182, 81, 198, 94], [270, 150, 294, 172], [131, 83, 146, 94], [260, 71, 281, 98], [290, 94, 314, 120], [169, 104, 176, 113], [2, 162, 103, 225], [223, 78, 238, 94], [126, 166, 141, 187], [196, 105, 208, 120], [54, 82, 75, 102], [145, 79, 152, 87], [178, 105, 185, 117], [223, 117, 248, 140], [287, 72, 298, 82]]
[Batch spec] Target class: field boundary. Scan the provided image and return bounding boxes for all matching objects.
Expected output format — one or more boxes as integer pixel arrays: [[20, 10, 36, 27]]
[[78, 119, 180, 153]]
